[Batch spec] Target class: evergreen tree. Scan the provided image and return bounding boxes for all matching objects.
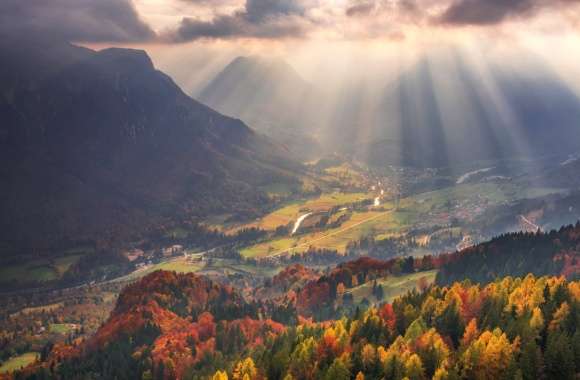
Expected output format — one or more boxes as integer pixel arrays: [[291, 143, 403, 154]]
[[544, 331, 575, 380]]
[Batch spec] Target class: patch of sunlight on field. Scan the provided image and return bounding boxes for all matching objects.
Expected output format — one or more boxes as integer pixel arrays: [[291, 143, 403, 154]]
[[228, 192, 372, 234], [323, 164, 367, 184], [53, 254, 83, 276], [0, 352, 38, 374], [203, 259, 282, 277], [121, 257, 205, 281], [49, 323, 78, 334], [156, 260, 204, 273], [240, 209, 402, 257], [241, 238, 298, 258], [239, 182, 539, 259], [346, 270, 438, 304]]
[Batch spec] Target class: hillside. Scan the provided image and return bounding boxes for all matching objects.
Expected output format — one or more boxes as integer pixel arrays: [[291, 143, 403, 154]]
[[198, 54, 580, 168], [197, 56, 315, 134], [21, 270, 580, 379], [353, 56, 580, 167], [437, 223, 580, 285], [197, 56, 322, 157], [11, 220, 580, 379], [0, 37, 302, 257], [33, 271, 284, 379]]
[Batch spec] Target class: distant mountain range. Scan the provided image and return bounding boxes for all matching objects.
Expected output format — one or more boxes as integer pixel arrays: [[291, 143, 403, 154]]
[[197, 56, 316, 133], [0, 36, 301, 256], [196, 56, 323, 157], [200, 54, 580, 167]]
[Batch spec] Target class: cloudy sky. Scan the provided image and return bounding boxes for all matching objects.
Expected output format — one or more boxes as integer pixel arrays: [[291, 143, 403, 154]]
[[1, 0, 578, 43], [2, 0, 579, 94]]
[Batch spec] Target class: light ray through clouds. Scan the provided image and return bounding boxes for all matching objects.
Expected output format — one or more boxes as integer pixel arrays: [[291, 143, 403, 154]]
[[80, 0, 580, 180]]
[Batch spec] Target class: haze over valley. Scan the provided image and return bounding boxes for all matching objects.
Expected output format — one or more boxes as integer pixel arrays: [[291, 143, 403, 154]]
[[0, 0, 579, 379]]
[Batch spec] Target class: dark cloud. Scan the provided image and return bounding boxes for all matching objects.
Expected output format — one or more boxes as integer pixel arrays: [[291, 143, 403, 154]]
[[345, 0, 422, 19], [0, 0, 155, 42], [440, 0, 579, 25], [169, 0, 308, 41], [345, 1, 376, 17], [245, 0, 305, 21], [398, 0, 420, 14]]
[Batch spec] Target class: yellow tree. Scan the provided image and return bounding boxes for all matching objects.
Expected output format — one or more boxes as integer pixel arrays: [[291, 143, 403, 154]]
[[549, 302, 570, 331], [212, 370, 229, 380], [506, 275, 544, 316], [432, 368, 450, 380], [232, 358, 257, 380], [461, 319, 480, 348], [361, 344, 376, 369], [405, 353, 425, 380], [461, 328, 515, 380], [415, 328, 451, 376], [529, 307, 544, 334]]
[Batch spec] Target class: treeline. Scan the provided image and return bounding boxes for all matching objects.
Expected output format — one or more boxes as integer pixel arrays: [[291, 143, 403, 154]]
[[247, 274, 578, 380], [436, 222, 580, 286], [295, 256, 437, 320], [19, 274, 580, 380]]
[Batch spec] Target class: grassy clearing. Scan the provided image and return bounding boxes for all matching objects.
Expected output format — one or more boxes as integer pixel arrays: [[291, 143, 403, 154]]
[[201, 259, 281, 278], [49, 323, 78, 334], [164, 227, 189, 239], [346, 270, 438, 304], [241, 238, 297, 258], [0, 352, 38, 374], [119, 257, 205, 282], [53, 255, 83, 276], [259, 183, 296, 196], [0, 251, 86, 285], [155, 260, 205, 274], [0, 261, 58, 283], [322, 164, 368, 187]]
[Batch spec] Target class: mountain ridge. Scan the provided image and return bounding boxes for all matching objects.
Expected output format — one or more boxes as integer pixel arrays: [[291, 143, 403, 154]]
[[0, 37, 302, 256]]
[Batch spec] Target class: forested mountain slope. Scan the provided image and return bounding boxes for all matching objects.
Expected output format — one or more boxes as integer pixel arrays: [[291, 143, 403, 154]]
[[0, 36, 301, 256], [437, 223, 580, 285], [21, 271, 580, 380]]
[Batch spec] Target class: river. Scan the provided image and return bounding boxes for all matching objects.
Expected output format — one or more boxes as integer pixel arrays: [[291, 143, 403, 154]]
[[292, 213, 312, 235]]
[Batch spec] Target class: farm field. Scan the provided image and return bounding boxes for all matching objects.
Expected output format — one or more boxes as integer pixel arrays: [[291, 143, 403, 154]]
[[0, 253, 86, 285], [0, 352, 38, 374], [116, 257, 205, 282], [49, 323, 78, 334], [200, 259, 281, 278], [226, 191, 373, 234], [238, 182, 553, 259]]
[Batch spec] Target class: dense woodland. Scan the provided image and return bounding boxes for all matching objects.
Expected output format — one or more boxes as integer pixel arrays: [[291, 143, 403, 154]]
[[6, 224, 580, 379], [14, 272, 579, 380], [436, 222, 580, 285]]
